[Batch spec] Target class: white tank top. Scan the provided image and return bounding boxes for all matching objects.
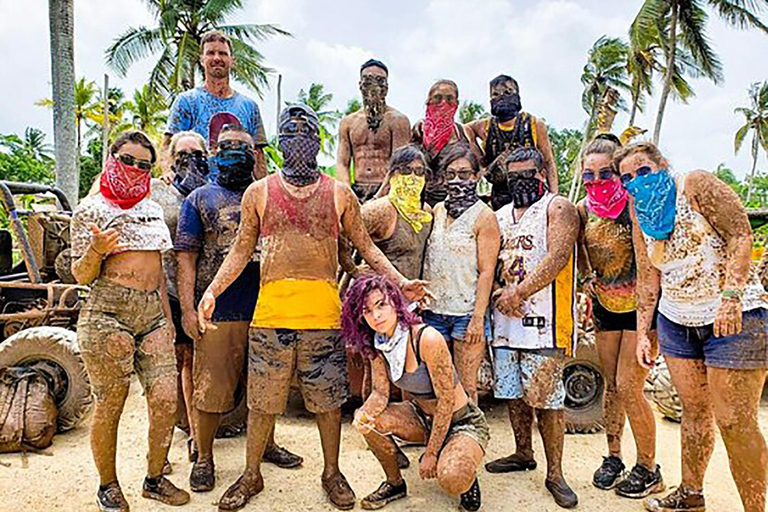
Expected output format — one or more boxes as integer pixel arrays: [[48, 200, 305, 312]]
[[423, 200, 487, 315], [492, 194, 577, 354], [647, 174, 767, 327]]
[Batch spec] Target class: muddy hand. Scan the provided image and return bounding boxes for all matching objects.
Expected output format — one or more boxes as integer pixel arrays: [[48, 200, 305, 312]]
[[88, 222, 127, 256], [493, 287, 525, 317], [182, 311, 201, 342], [197, 290, 217, 334], [713, 297, 742, 338], [465, 314, 485, 344], [402, 279, 432, 304], [635, 332, 657, 370], [419, 452, 438, 480]]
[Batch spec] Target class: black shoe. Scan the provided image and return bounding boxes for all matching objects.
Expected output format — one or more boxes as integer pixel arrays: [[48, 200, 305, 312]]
[[190, 458, 215, 492], [96, 482, 130, 512], [142, 476, 190, 506], [485, 453, 537, 473], [644, 485, 705, 511], [592, 455, 626, 490], [545, 478, 578, 509], [616, 464, 665, 499], [263, 444, 304, 469], [460, 478, 481, 512], [360, 480, 407, 510]]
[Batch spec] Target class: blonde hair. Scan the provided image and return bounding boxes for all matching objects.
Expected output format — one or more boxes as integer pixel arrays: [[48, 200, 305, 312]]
[[169, 131, 207, 157], [612, 141, 664, 171]]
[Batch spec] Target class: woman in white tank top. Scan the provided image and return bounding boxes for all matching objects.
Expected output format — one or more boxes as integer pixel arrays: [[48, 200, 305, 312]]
[[616, 141, 767, 512]]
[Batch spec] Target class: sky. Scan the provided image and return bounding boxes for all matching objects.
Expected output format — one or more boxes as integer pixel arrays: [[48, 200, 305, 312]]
[[0, 0, 767, 178]]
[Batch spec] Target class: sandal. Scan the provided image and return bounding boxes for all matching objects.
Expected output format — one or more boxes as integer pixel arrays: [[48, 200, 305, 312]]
[[322, 472, 356, 511], [218, 472, 264, 511]]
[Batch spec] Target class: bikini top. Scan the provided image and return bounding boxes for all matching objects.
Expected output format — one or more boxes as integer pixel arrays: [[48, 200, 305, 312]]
[[389, 325, 460, 400]]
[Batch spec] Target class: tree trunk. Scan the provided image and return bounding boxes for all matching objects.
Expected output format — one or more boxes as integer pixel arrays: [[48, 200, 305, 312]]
[[629, 91, 639, 127], [653, 4, 677, 145], [746, 130, 759, 204], [49, 0, 79, 207]]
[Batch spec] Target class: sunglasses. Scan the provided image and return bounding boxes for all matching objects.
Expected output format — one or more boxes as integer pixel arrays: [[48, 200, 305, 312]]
[[176, 150, 205, 160], [361, 76, 387, 86], [620, 165, 652, 185], [507, 168, 538, 180], [217, 140, 251, 152], [444, 167, 474, 181], [396, 165, 426, 177], [582, 168, 616, 182], [116, 153, 152, 171], [281, 119, 313, 136]]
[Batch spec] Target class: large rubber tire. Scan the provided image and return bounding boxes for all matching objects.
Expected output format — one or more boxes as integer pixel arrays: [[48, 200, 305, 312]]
[[564, 339, 605, 434], [646, 358, 682, 422], [0, 327, 92, 432], [176, 371, 248, 439]]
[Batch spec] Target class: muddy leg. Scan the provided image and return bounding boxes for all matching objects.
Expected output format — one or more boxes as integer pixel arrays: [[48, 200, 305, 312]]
[[509, 399, 535, 459], [245, 410, 276, 474], [665, 357, 714, 491], [536, 408, 566, 482], [176, 344, 196, 443], [436, 436, 484, 496], [616, 330, 655, 468], [454, 340, 485, 404], [595, 330, 624, 459], [709, 368, 767, 512], [90, 382, 131, 485], [195, 410, 221, 462], [316, 408, 344, 480]]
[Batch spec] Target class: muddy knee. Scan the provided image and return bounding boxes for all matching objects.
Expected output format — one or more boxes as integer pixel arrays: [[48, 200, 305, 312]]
[[437, 465, 475, 496], [147, 376, 178, 410]]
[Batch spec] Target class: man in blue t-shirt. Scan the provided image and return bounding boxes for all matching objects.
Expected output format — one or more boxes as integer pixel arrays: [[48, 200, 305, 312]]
[[175, 125, 302, 493], [164, 30, 268, 179]]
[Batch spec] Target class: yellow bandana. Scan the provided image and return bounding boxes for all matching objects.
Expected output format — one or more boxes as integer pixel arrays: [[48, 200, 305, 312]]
[[388, 174, 432, 232]]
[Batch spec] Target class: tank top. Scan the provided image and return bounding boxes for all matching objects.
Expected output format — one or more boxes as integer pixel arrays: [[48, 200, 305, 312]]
[[423, 200, 486, 315], [422, 126, 470, 207], [492, 193, 577, 355], [483, 113, 538, 211], [376, 208, 432, 280], [252, 174, 341, 329], [388, 326, 460, 399], [646, 174, 767, 327], [583, 202, 637, 313]]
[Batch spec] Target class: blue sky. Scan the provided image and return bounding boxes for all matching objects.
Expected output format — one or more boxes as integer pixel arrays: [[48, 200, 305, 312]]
[[1, 0, 766, 177]]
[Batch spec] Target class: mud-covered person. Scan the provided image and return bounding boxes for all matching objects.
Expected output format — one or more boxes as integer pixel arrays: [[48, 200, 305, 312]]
[[464, 74, 558, 210], [614, 142, 768, 512], [576, 134, 663, 498], [342, 274, 489, 511], [152, 130, 210, 464], [196, 105, 429, 511], [422, 144, 500, 404], [337, 59, 411, 202], [412, 80, 470, 207], [486, 147, 579, 509], [175, 124, 302, 495], [71, 130, 190, 511]]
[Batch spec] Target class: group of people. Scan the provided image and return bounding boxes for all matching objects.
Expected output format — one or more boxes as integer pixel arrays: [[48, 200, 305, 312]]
[[69, 29, 767, 512]]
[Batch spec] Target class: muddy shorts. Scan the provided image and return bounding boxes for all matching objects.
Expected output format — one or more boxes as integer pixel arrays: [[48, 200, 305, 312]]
[[193, 321, 249, 413], [658, 308, 768, 370], [352, 183, 382, 203], [247, 328, 349, 414], [77, 279, 176, 399], [411, 401, 490, 454], [423, 311, 492, 343], [492, 347, 565, 410]]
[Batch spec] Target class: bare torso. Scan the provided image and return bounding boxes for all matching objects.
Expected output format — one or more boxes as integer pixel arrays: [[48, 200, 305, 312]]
[[101, 251, 164, 291], [341, 107, 410, 185]]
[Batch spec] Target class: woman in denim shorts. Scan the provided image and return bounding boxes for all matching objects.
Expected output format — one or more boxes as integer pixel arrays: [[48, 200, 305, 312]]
[[616, 141, 767, 512]]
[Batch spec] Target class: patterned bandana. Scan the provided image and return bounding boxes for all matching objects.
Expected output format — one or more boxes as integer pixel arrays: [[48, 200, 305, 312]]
[[374, 322, 409, 382], [445, 178, 479, 219], [361, 76, 388, 132], [508, 175, 545, 208], [585, 177, 628, 220], [388, 174, 432, 233], [172, 152, 209, 196], [423, 101, 458, 155], [625, 168, 677, 240], [215, 149, 255, 191], [100, 155, 151, 209], [279, 133, 321, 187]]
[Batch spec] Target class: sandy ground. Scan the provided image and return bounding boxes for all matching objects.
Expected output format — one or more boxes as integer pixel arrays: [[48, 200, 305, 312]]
[[1, 377, 765, 512]]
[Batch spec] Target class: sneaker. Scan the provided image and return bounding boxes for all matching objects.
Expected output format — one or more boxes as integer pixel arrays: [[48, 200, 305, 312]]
[[141, 476, 190, 506], [616, 464, 665, 499], [592, 455, 626, 490], [485, 453, 537, 473], [322, 472, 356, 511], [190, 458, 215, 492], [360, 480, 407, 510], [96, 482, 130, 512], [545, 478, 578, 509], [460, 478, 481, 512], [263, 444, 304, 469], [644, 486, 705, 512]]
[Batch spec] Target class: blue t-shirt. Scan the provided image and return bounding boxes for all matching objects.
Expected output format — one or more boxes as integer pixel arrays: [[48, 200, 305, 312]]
[[175, 183, 259, 322], [166, 87, 268, 149]]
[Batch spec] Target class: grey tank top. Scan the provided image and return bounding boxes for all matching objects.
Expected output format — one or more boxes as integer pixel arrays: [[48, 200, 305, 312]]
[[390, 325, 460, 399], [376, 211, 432, 280]]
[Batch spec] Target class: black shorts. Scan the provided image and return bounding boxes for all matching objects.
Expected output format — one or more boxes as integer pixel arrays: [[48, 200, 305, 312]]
[[169, 296, 194, 346], [351, 183, 381, 203], [592, 300, 658, 333]]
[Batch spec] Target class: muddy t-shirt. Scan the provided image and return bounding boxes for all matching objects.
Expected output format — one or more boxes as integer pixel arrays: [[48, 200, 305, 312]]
[[175, 183, 259, 322]]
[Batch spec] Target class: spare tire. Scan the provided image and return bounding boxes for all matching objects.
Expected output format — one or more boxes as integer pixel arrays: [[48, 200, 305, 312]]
[[564, 338, 605, 434], [177, 370, 248, 438], [0, 327, 92, 432], [646, 358, 682, 422]]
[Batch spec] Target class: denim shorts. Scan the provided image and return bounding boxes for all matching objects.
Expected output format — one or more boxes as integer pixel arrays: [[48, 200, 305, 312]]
[[657, 308, 767, 370], [423, 310, 492, 342]]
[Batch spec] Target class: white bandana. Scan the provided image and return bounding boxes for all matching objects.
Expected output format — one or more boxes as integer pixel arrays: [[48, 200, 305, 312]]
[[374, 322, 410, 382]]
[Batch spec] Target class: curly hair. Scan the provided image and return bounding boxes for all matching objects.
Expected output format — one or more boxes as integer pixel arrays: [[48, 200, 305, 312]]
[[341, 273, 421, 359]]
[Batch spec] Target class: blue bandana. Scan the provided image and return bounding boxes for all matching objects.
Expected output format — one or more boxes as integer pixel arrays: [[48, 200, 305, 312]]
[[625, 169, 676, 240]]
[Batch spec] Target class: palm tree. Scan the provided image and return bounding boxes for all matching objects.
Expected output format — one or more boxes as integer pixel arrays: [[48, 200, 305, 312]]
[[344, 98, 362, 115], [124, 85, 169, 136], [296, 83, 342, 156], [37, 78, 102, 156], [580, 36, 630, 138], [735, 81, 768, 203], [48, 0, 78, 206], [458, 101, 488, 124], [0, 128, 54, 162], [633, 0, 767, 145], [105, 0, 290, 98]]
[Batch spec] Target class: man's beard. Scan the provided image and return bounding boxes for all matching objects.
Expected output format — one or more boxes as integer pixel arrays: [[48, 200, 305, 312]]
[[362, 93, 386, 132], [207, 65, 229, 79]]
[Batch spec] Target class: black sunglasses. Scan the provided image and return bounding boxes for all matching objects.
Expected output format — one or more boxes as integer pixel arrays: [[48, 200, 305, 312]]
[[217, 140, 251, 152], [176, 150, 205, 160], [620, 165, 652, 185], [281, 119, 313, 136], [445, 167, 474, 181], [396, 165, 426, 177], [582, 168, 616, 182], [507, 168, 538, 180], [115, 153, 152, 171]]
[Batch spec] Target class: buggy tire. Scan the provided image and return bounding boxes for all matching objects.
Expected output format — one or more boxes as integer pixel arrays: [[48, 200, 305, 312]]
[[0, 327, 92, 432], [177, 371, 248, 438], [564, 340, 605, 434], [647, 358, 682, 422]]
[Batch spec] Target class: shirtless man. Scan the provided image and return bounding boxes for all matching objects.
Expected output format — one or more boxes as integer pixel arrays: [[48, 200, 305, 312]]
[[197, 105, 428, 511], [464, 75, 558, 210], [337, 59, 411, 201]]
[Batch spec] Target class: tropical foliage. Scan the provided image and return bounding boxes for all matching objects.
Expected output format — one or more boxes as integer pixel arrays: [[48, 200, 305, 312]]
[[0, 129, 55, 184], [295, 83, 343, 156], [734, 81, 768, 202], [458, 101, 488, 124]]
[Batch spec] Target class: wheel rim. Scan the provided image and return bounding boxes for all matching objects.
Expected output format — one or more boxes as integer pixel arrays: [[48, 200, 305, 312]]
[[564, 361, 603, 410]]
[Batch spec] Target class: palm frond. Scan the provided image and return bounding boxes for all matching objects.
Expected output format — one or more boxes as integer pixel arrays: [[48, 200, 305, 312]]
[[148, 45, 177, 97], [200, 0, 245, 23], [218, 23, 292, 43], [106, 26, 165, 76], [677, 3, 724, 83], [707, 0, 768, 31], [734, 122, 751, 153], [229, 38, 273, 97]]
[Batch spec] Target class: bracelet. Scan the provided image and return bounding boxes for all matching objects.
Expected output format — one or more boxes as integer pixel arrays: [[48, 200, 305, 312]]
[[89, 245, 105, 257], [721, 289, 744, 301]]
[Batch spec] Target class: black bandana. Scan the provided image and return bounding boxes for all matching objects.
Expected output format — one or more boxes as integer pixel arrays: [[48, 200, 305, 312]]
[[445, 178, 479, 219], [360, 75, 388, 132], [279, 133, 321, 187], [172, 152, 209, 196], [215, 149, 255, 190], [490, 93, 522, 122], [508, 175, 545, 208]]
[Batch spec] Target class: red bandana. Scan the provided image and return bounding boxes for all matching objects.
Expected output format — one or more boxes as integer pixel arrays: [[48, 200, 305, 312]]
[[100, 155, 151, 209], [423, 101, 458, 155]]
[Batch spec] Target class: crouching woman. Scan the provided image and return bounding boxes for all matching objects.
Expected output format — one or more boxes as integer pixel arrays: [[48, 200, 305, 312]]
[[341, 274, 488, 511]]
